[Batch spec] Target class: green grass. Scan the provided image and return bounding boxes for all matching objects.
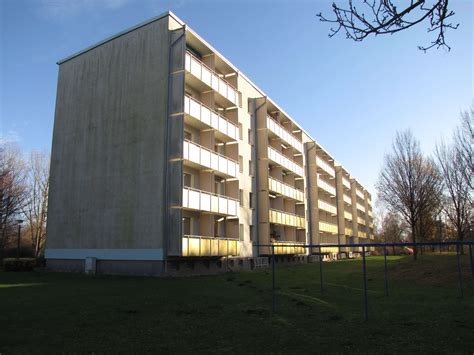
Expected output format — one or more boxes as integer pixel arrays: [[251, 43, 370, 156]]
[[1, 255, 473, 353]]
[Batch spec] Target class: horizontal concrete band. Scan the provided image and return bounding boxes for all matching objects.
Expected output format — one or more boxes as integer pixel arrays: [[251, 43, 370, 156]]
[[45, 249, 164, 261]]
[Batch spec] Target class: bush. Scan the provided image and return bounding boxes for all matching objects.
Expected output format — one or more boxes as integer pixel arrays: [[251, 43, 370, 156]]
[[3, 258, 37, 271]]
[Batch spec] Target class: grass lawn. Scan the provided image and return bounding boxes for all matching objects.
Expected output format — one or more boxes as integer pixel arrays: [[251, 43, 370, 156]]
[[1, 254, 473, 353]]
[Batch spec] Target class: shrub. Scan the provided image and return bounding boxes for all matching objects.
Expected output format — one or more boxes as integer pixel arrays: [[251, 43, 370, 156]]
[[3, 258, 37, 271]]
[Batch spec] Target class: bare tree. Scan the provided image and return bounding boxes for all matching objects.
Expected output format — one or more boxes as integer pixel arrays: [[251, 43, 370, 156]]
[[0, 143, 28, 258], [435, 119, 472, 250], [377, 130, 442, 260], [378, 211, 405, 255], [317, 0, 459, 51], [454, 107, 473, 190], [23, 151, 50, 258]]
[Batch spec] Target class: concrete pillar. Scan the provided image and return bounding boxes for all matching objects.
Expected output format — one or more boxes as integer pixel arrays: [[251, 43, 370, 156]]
[[335, 166, 346, 249]]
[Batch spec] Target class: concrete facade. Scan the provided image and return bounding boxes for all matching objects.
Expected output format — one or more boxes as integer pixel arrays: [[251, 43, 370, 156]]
[[45, 12, 374, 275]]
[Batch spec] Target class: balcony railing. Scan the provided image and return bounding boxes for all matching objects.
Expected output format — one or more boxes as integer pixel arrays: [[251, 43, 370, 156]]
[[344, 210, 353, 221], [184, 95, 238, 141], [345, 227, 353, 236], [357, 217, 366, 226], [318, 199, 337, 215], [183, 140, 238, 178], [343, 194, 352, 205], [182, 187, 239, 216], [358, 231, 367, 238], [356, 202, 365, 212], [266, 116, 303, 153], [317, 177, 336, 196], [319, 221, 338, 234], [269, 209, 305, 228], [316, 157, 335, 178], [368, 209, 373, 217], [271, 240, 305, 255], [268, 146, 304, 177], [342, 177, 351, 190], [185, 51, 238, 105], [182, 235, 239, 257], [268, 177, 304, 202], [356, 188, 365, 200]]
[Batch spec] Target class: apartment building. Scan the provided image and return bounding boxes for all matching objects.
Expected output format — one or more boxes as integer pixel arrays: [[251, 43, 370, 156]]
[[45, 12, 373, 274]]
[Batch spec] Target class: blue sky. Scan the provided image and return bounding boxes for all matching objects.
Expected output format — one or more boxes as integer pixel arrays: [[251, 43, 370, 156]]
[[1, 0, 473, 196]]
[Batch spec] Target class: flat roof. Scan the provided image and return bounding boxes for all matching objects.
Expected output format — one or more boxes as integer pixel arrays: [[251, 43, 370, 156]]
[[56, 11, 370, 194]]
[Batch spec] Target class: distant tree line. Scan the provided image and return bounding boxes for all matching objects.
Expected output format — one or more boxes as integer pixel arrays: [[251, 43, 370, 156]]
[[0, 143, 49, 260], [376, 108, 473, 259]]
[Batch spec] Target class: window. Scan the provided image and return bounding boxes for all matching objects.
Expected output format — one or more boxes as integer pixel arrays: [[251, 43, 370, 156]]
[[249, 192, 253, 208], [184, 131, 192, 141], [239, 123, 243, 141], [248, 128, 253, 145], [239, 224, 244, 241], [248, 160, 253, 176], [239, 156, 243, 173], [183, 173, 192, 187], [250, 225, 254, 241], [239, 189, 243, 205]]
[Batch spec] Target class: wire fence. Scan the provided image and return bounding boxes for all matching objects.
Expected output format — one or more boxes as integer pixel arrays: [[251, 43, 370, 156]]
[[254, 241, 474, 321]]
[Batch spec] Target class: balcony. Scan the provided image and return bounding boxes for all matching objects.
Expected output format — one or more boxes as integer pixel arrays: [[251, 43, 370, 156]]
[[182, 187, 239, 216], [266, 116, 303, 152], [269, 209, 305, 228], [317, 178, 336, 196], [318, 199, 337, 215], [358, 231, 367, 238], [368, 209, 373, 217], [356, 202, 365, 212], [345, 227, 353, 236], [316, 157, 335, 178], [344, 210, 353, 221], [343, 194, 352, 205], [272, 241, 305, 255], [319, 221, 338, 234], [268, 177, 304, 202], [185, 51, 238, 106], [268, 146, 304, 177], [357, 217, 366, 226], [342, 177, 351, 190], [184, 95, 238, 142], [183, 140, 238, 178], [356, 189, 365, 200], [182, 235, 239, 257]]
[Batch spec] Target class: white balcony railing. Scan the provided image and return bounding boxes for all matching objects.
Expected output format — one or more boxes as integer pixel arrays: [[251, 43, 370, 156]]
[[344, 210, 353, 221], [356, 202, 365, 212], [316, 156, 335, 178], [317, 177, 336, 196], [318, 200, 337, 215], [268, 177, 304, 202], [182, 235, 239, 257], [184, 96, 238, 141], [183, 140, 238, 178], [345, 227, 353, 236], [342, 177, 351, 190], [319, 221, 338, 234], [356, 189, 365, 200], [343, 194, 352, 205], [182, 187, 239, 216], [358, 231, 367, 238], [266, 116, 303, 152], [357, 217, 366, 226], [269, 209, 305, 228], [268, 146, 304, 177], [185, 51, 238, 105]]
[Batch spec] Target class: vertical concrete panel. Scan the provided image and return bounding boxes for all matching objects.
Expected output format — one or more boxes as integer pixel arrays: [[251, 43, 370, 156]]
[[165, 27, 186, 256], [335, 167, 345, 247], [305, 142, 320, 249], [46, 17, 171, 253]]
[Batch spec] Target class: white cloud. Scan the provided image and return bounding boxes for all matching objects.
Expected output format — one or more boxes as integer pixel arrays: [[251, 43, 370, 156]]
[[37, 0, 130, 20]]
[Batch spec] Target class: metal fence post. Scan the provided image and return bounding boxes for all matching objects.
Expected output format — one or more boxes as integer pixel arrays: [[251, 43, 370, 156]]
[[456, 244, 463, 298], [319, 245, 324, 295], [271, 245, 276, 313], [362, 245, 368, 321], [469, 244, 474, 281], [383, 245, 389, 297]]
